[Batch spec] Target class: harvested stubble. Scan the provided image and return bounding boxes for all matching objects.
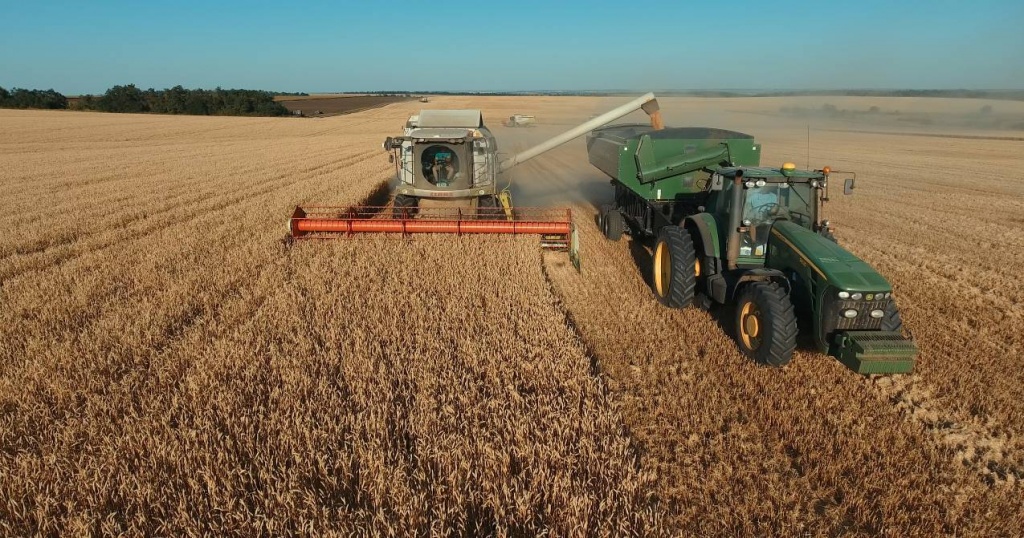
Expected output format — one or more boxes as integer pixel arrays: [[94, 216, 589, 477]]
[[4, 94, 1024, 536], [544, 213, 1023, 535], [0, 108, 659, 536], [759, 126, 1024, 486]]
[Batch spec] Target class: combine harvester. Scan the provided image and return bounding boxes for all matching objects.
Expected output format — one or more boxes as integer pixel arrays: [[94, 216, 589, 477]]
[[503, 114, 536, 127], [288, 93, 664, 269], [587, 124, 918, 373]]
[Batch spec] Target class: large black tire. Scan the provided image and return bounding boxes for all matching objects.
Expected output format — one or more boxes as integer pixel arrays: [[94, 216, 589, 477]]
[[652, 226, 696, 308], [393, 194, 418, 218], [477, 195, 501, 219], [687, 227, 713, 310], [600, 205, 625, 241], [880, 300, 904, 332], [734, 281, 798, 367]]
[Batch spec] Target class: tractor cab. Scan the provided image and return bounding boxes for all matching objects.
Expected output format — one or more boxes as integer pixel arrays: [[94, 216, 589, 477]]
[[711, 164, 832, 264]]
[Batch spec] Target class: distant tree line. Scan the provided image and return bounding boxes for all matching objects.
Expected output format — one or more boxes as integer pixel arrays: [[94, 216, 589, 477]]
[[73, 84, 292, 116], [365, 89, 1024, 101], [0, 87, 68, 109], [1, 84, 299, 116]]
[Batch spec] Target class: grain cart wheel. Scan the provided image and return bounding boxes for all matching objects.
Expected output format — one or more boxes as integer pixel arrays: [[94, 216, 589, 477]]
[[477, 195, 501, 219], [601, 205, 625, 241], [880, 300, 904, 332], [688, 229, 713, 310], [734, 282, 798, 367], [393, 194, 419, 218], [652, 226, 696, 308]]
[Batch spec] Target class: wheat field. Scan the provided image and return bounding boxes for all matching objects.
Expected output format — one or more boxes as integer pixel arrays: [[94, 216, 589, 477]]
[[1, 96, 1022, 535]]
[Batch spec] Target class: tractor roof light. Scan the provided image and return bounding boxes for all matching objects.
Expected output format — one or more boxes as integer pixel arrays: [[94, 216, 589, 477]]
[[745, 180, 755, 188], [838, 291, 850, 299], [781, 162, 797, 177], [822, 166, 831, 175], [755, 179, 766, 187]]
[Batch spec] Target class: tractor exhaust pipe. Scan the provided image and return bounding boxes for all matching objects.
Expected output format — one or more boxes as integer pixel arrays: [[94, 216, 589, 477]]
[[725, 170, 745, 270]]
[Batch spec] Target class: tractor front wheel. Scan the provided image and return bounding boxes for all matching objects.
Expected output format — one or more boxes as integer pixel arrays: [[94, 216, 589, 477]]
[[734, 281, 798, 367], [652, 226, 696, 308], [881, 300, 904, 332]]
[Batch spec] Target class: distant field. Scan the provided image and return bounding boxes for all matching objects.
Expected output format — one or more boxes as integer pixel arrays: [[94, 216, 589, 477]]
[[1, 96, 1022, 535], [274, 94, 412, 116]]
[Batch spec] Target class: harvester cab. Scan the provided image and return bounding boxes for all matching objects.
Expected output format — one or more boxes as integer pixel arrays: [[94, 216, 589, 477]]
[[588, 125, 918, 374], [290, 93, 665, 271], [382, 109, 498, 209]]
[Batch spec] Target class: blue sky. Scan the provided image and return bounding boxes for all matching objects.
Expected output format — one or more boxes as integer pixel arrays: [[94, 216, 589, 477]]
[[1, 0, 1021, 94]]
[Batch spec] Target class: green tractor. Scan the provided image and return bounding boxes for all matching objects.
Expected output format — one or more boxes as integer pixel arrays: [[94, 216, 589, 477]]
[[587, 125, 917, 374]]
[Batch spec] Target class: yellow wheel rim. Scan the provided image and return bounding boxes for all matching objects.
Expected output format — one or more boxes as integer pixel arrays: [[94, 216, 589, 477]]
[[654, 241, 670, 298], [740, 301, 762, 350], [695, 257, 702, 278]]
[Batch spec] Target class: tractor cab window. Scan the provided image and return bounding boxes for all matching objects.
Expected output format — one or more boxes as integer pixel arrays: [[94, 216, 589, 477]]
[[779, 183, 815, 228], [740, 182, 818, 257], [741, 185, 778, 257], [421, 145, 461, 187]]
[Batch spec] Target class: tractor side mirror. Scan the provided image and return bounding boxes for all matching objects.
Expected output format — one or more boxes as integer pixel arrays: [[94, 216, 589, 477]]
[[843, 178, 855, 195], [382, 136, 393, 150]]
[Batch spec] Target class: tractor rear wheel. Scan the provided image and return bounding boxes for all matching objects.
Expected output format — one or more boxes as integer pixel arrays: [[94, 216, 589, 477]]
[[601, 205, 625, 241], [393, 194, 419, 218], [652, 226, 696, 308], [734, 281, 798, 367]]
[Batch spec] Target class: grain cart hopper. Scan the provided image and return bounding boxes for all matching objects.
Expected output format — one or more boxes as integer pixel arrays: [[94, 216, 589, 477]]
[[288, 93, 665, 269], [587, 124, 918, 374]]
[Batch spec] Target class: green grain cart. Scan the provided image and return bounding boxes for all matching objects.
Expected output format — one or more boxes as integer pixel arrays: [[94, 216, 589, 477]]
[[587, 124, 917, 374]]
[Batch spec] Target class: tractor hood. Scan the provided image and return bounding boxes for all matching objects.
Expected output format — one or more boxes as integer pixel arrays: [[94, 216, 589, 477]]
[[770, 220, 891, 292]]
